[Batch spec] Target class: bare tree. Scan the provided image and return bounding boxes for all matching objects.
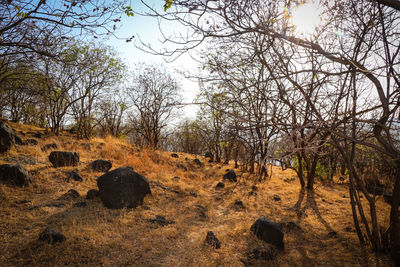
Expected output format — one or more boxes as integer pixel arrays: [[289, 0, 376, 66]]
[[126, 63, 181, 149]]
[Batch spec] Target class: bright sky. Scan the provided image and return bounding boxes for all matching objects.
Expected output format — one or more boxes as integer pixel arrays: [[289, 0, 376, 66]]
[[105, 0, 200, 120]]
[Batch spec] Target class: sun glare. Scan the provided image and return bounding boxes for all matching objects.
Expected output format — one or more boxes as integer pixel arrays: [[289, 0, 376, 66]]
[[290, 2, 323, 36]]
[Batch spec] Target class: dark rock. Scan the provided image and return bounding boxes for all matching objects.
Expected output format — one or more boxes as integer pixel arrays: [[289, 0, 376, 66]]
[[49, 151, 79, 167], [339, 176, 346, 182], [249, 191, 257, 196], [59, 189, 80, 200], [281, 221, 301, 233], [344, 227, 353, 232], [90, 159, 112, 172], [234, 200, 244, 207], [251, 185, 258, 191], [16, 199, 30, 204], [0, 164, 31, 187], [208, 159, 214, 163], [97, 167, 151, 209], [39, 227, 66, 244], [68, 171, 83, 182], [205, 231, 221, 249], [204, 152, 212, 158], [171, 153, 179, 158], [0, 121, 15, 153], [225, 169, 231, 172], [24, 139, 38, 146], [14, 135, 24, 145], [33, 133, 42, 139], [44, 202, 65, 208], [73, 201, 87, 208], [273, 195, 281, 201], [250, 217, 284, 250], [41, 143, 58, 152], [86, 189, 100, 200], [193, 158, 203, 167], [148, 215, 175, 226], [194, 204, 207, 218], [247, 248, 277, 261], [223, 170, 237, 182], [215, 182, 225, 189], [190, 192, 198, 197], [328, 231, 338, 238], [177, 163, 187, 171]]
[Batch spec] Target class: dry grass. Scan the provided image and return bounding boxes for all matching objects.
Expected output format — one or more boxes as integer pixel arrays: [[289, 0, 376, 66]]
[[0, 123, 394, 267]]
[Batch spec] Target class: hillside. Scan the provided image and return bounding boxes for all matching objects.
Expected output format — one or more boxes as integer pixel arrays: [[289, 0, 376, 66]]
[[0, 122, 393, 267]]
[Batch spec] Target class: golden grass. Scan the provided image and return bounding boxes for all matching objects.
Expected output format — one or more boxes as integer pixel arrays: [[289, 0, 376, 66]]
[[0, 122, 394, 266]]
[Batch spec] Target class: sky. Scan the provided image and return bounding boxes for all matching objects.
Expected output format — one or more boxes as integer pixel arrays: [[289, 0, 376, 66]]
[[105, 0, 201, 119]]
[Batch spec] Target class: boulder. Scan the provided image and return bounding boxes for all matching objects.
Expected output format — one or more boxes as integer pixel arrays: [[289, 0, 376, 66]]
[[97, 167, 151, 209], [223, 170, 237, 182], [90, 159, 112, 172], [171, 153, 179, 158], [0, 164, 31, 187], [41, 143, 58, 152], [0, 121, 15, 153], [205, 231, 221, 249], [39, 227, 66, 244], [49, 151, 79, 167], [86, 189, 100, 200], [250, 217, 284, 250]]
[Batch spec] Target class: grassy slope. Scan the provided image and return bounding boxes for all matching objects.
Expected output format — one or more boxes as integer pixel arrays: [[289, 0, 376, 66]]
[[0, 122, 393, 266]]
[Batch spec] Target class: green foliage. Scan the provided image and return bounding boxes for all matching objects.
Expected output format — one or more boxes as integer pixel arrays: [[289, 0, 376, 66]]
[[164, 0, 173, 11], [122, 6, 134, 17]]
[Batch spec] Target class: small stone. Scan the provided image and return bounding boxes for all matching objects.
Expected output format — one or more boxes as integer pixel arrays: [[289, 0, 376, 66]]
[[248, 248, 277, 261], [205, 231, 221, 249], [148, 215, 175, 226], [69, 171, 83, 182], [223, 170, 237, 182], [193, 158, 203, 167], [215, 182, 225, 189], [190, 192, 198, 197], [273, 195, 281, 201], [171, 153, 179, 158], [39, 227, 66, 244], [328, 231, 338, 238], [234, 200, 244, 207]]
